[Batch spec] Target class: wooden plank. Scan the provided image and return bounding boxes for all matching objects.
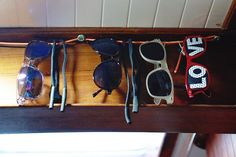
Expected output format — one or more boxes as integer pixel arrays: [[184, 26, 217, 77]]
[[0, 106, 236, 133], [205, 0, 233, 28], [2, 35, 236, 107], [154, 0, 186, 27], [0, 28, 222, 43], [46, 0, 75, 27], [76, 0, 103, 27], [160, 133, 178, 157], [128, 0, 159, 27], [0, 0, 18, 27], [180, 0, 213, 28], [15, 0, 47, 27], [223, 0, 236, 29], [102, 0, 129, 27]]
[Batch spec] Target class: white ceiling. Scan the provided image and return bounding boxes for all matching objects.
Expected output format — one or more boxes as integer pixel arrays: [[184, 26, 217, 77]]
[[0, 0, 233, 28]]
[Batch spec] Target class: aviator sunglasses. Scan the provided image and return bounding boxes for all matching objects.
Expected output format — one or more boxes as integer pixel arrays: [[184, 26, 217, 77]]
[[17, 40, 51, 105], [139, 39, 174, 105], [90, 38, 122, 97], [183, 36, 210, 98]]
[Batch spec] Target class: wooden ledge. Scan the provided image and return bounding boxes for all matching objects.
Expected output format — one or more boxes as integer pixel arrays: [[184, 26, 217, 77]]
[[0, 105, 236, 133]]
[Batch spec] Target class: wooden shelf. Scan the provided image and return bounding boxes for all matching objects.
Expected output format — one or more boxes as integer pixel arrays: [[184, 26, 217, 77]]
[[0, 105, 236, 133], [0, 28, 236, 133]]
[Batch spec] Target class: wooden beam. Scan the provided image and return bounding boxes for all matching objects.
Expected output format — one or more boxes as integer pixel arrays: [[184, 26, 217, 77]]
[[160, 133, 178, 157], [0, 106, 236, 134], [0, 27, 222, 42], [223, 0, 236, 29]]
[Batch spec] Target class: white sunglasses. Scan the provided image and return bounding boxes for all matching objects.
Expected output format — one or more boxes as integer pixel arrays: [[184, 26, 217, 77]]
[[139, 39, 174, 105]]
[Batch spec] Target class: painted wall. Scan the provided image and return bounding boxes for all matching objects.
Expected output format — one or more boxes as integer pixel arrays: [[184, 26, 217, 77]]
[[0, 0, 233, 28]]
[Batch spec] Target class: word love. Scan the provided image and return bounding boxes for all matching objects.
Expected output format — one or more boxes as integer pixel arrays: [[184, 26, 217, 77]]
[[186, 37, 206, 57], [183, 36, 210, 98]]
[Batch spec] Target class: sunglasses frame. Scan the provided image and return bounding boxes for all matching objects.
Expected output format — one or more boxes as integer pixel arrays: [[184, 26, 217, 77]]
[[93, 59, 122, 93], [183, 36, 211, 98], [17, 40, 51, 104], [139, 39, 174, 105], [91, 38, 122, 97]]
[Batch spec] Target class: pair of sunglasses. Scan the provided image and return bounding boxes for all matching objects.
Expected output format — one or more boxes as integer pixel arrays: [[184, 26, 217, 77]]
[[17, 41, 51, 105], [139, 39, 174, 105], [183, 36, 210, 98], [90, 38, 122, 97]]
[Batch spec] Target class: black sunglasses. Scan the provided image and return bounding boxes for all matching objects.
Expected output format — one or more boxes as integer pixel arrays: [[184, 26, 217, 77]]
[[90, 38, 122, 97]]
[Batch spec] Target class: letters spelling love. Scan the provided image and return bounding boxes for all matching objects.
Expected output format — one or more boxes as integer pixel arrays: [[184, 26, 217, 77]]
[[185, 37, 208, 90]]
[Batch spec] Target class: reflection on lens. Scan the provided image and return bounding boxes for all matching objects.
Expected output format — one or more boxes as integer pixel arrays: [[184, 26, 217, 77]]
[[148, 70, 172, 96], [140, 42, 165, 60], [93, 60, 122, 91], [91, 38, 120, 56], [17, 66, 43, 100], [25, 40, 51, 59]]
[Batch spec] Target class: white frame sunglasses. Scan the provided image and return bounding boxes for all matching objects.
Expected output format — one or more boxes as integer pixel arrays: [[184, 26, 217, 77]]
[[139, 39, 174, 105]]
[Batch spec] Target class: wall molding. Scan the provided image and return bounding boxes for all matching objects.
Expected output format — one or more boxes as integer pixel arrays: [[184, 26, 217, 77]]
[[0, 27, 223, 42]]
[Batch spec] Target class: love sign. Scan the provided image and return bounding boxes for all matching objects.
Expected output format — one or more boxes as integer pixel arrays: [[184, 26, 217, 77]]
[[183, 36, 210, 98]]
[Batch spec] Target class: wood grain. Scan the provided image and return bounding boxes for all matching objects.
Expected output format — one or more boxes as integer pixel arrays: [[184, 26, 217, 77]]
[[0, 106, 236, 133], [1, 32, 236, 106]]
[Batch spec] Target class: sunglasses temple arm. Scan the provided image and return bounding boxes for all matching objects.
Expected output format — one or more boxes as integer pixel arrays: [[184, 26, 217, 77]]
[[128, 39, 139, 113], [49, 41, 56, 109], [92, 88, 103, 97], [121, 44, 131, 124], [174, 49, 183, 74], [60, 41, 68, 112]]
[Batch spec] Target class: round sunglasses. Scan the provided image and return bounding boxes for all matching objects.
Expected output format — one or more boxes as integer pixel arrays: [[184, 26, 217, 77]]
[[90, 38, 122, 97]]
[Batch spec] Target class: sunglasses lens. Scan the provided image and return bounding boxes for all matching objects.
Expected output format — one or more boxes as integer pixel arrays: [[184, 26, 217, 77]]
[[17, 66, 43, 99], [93, 60, 122, 91], [188, 65, 208, 89], [25, 41, 51, 59], [91, 38, 120, 56], [140, 42, 165, 60], [147, 70, 172, 96]]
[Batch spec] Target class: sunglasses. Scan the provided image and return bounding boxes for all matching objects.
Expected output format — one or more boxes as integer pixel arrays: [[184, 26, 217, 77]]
[[90, 38, 122, 97], [183, 36, 210, 98], [139, 39, 174, 105], [17, 40, 51, 105]]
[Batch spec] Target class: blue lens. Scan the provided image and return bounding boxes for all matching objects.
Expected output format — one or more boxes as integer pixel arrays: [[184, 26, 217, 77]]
[[91, 38, 120, 56], [17, 66, 43, 99], [25, 40, 51, 59], [93, 60, 122, 91]]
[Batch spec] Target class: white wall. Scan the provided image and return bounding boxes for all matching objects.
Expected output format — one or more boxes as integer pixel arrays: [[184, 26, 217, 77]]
[[0, 0, 233, 28]]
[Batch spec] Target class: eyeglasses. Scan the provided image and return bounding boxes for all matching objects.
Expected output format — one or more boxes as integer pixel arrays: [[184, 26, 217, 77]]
[[183, 36, 210, 98], [139, 39, 174, 105], [17, 40, 51, 105], [90, 38, 122, 97]]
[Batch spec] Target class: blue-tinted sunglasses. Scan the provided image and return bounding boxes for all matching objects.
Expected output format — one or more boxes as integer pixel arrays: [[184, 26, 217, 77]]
[[17, 40, 51, 104]]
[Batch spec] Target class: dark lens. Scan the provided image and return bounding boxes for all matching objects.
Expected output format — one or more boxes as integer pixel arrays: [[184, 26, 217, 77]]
[[140, 42, 165, 60], [91, 38, 120, 56], [93, 60, 122, 91], [17, 66, 43, 99], [147, 70, 172, 96], [188, 65, 208, 89], [25, 40, 51, 59]]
